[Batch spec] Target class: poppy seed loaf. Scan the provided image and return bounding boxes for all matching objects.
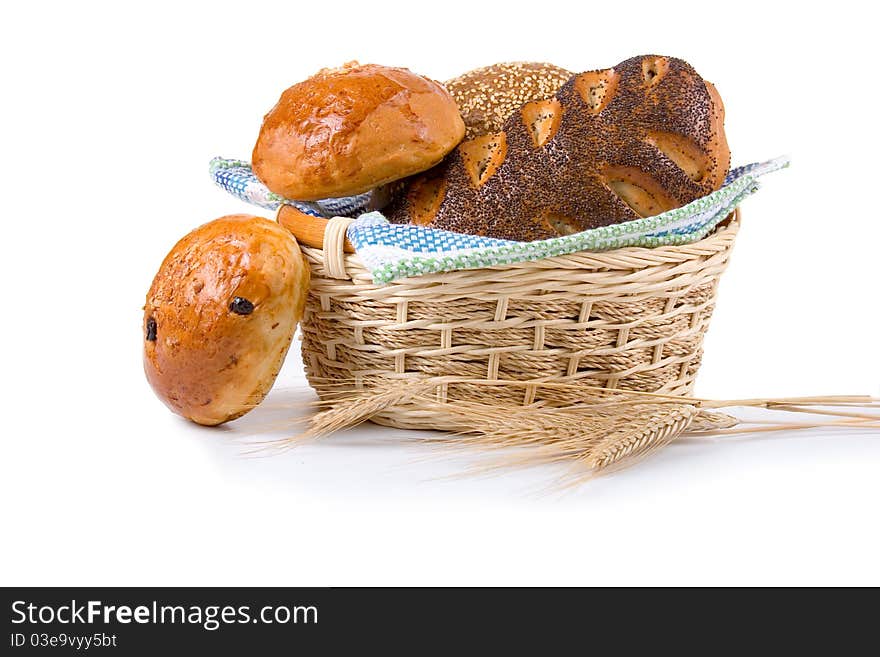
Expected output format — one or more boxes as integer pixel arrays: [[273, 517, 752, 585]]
[[389, 55, 730, 241]]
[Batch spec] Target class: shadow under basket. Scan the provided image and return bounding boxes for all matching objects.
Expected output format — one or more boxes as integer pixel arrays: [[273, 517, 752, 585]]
[[290, 210, 740, 431]]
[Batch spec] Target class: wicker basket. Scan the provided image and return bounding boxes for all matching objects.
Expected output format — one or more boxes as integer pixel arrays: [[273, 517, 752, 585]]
[[280, 208, 740, 431]]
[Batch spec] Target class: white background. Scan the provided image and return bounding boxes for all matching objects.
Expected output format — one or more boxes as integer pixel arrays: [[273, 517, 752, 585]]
[[1, 1, 878, 586]]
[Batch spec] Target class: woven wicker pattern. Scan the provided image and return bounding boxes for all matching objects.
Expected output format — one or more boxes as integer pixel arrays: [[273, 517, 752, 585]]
[[298, 213, 739, 430]]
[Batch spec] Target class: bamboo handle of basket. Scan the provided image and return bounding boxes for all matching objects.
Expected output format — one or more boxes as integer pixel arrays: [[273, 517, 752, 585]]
[[276, 205, 355, 253]]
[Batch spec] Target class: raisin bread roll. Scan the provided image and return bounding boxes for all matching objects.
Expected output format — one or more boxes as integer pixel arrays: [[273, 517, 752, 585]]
[[390, 55, 730, 241], [446, 62, 573, 139], [143, 215, 309, 426]]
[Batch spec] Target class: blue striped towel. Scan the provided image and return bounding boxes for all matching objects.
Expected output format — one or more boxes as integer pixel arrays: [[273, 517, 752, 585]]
[[210, 156, 788, 283]]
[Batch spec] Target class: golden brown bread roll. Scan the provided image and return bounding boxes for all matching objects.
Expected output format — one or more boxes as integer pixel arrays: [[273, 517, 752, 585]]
[[389, 55, 730, 241], [445, 62, 573, 139], [143, 215, 309, 426], [252, 62, 465, 201]]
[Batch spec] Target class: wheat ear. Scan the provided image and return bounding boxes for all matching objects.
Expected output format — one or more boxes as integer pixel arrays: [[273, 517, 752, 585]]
[[586, 405, 699, 473], [303, 379, 437, 439]]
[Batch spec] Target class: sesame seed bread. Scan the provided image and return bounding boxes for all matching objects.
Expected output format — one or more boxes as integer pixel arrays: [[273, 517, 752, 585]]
[[389, 55, 730, 241], [446, 62, 573, 139]]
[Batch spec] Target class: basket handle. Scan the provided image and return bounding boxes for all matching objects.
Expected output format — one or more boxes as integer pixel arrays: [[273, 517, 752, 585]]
[[276, 205, 356, 253], [276, 205, 355, 279]]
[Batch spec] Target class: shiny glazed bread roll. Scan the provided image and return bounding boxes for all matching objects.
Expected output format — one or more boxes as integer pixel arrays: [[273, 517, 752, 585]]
[[143, 215, 309, 426], [252, 62, 465, 201]]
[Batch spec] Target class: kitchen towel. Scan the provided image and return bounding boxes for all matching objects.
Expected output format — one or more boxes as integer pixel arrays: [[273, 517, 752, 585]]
[[210, 156, 788, 283]]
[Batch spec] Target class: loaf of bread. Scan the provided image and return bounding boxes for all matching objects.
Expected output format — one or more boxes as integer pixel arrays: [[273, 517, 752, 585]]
[[446, 62, 573, 139], [252, 62, 465, 201], [143, 215, 310, 426], [389, 55, 730, 241]]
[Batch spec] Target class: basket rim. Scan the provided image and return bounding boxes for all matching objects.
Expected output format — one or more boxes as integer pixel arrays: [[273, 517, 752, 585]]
[[299, 210, 739, 283]]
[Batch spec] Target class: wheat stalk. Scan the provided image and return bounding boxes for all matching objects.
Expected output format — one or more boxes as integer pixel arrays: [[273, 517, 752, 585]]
[[689, 410, 739, 431], [269, 378, 879, 485]]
